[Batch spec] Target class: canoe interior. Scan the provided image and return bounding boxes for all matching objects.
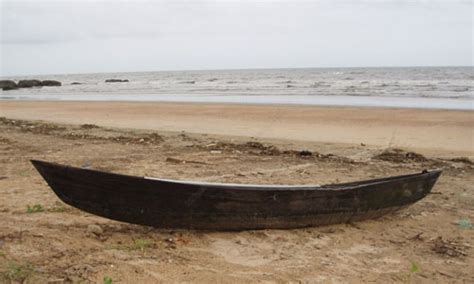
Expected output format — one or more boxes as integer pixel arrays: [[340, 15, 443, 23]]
[[31, 160, 442, 230]]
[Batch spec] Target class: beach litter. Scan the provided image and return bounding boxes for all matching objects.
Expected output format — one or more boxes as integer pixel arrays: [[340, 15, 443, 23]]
[[431, 237, 468, 257]]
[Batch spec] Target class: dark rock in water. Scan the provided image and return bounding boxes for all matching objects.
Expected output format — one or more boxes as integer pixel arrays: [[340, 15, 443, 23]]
[[453, 87, 469, 92], [71, 82, 82, 85], [18, 79, 42, 88], [178, 80, 196, 84], [1, 86, 17, 91], [41, 80, 61, 87], [208, 78, 218, 82], [105, 79, 129, 83], [0, 80, 18, 91]]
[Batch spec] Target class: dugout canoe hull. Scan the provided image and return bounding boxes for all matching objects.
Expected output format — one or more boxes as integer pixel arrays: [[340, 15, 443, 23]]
[[31, 160, 441, 230]]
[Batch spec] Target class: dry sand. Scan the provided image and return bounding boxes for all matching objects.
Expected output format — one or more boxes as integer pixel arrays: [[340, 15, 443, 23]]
[[0, 101, 473, 283]]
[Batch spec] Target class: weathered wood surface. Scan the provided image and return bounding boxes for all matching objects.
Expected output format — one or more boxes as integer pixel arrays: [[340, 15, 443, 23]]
[[31, 160, 441, 230]]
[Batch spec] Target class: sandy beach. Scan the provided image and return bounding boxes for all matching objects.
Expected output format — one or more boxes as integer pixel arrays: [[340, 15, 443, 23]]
[[0, 100, 473, 282], [1, 101, 473, 158]]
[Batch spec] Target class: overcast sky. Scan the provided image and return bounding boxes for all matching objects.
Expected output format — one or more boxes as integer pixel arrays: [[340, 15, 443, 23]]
[[0, 0, 472, 76]]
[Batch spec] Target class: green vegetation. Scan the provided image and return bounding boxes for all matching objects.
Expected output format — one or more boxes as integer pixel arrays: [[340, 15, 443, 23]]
[[410, 262, 419, 273], [47, 205, 68, 213], [458, 219, 472, 229], [131, 239, 153, 251], [103, 276, 113, 284], [18, 171, 30, 177], [25, 203, 70, 213], [2, 262, 34, 283], [26, 204, 44, 213]]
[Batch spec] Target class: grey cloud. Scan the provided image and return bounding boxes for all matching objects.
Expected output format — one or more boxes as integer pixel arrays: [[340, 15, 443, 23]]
[[0, 0, 472, 76]]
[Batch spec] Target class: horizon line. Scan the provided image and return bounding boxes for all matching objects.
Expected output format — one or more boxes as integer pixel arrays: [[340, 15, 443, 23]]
[[1, 65, 472, 78]]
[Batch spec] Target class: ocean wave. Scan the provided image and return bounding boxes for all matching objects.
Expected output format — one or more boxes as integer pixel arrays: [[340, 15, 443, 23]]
[[2, 67, 472, 101]]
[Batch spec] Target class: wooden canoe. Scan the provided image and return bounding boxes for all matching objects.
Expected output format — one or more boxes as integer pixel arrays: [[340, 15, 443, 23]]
[[31, 160, 441, 230]]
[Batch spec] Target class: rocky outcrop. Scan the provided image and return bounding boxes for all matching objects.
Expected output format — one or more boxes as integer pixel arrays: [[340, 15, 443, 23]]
[[18, 79, 43, 88], [0, 80, 18, 91], [71, 82, 82, 85], [1, 79, 63, 90], [105, 79, 129, 83], [41, 80, 61, 87]]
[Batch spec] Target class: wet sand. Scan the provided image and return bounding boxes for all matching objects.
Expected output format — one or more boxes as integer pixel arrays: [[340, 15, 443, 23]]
[[1, 101, 473, 158]]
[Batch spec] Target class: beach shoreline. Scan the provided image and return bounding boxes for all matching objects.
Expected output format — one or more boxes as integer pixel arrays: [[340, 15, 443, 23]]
[[1, 100, 472, 158], [1, 94, 472, 110]]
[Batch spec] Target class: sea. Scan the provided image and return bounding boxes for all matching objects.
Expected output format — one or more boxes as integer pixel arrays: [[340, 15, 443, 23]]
[[1, 67, 473, 110]]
